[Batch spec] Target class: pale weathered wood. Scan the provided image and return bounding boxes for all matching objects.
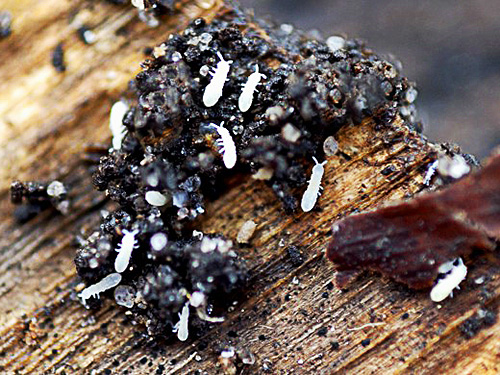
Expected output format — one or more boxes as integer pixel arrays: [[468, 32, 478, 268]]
[[0, 1, 499, 374]]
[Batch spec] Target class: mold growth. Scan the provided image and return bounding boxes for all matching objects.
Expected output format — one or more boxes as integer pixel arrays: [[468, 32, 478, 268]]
[[75, 8, 420, 339]]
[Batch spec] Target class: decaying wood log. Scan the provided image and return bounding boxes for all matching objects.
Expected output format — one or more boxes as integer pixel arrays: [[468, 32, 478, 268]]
[[0, 1, 499, 374]]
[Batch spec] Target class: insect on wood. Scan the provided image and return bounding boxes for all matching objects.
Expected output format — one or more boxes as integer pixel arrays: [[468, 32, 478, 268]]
[[301, 157, 327, 212], [430, 258, 468, 302], [172, 302, 190, 341], [203, 51, 232, 107], [238, 65, 266, 112], [79, 273, 122, 306]]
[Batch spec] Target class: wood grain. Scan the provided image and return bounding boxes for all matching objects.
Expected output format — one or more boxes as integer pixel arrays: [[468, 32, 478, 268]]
[[0, 1, 499, 374]]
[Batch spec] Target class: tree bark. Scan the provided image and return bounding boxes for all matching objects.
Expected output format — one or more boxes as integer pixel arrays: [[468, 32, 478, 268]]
[[0, 1, 498, 374]]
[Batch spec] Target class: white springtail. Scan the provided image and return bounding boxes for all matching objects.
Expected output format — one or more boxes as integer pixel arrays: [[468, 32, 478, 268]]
[[79, 272, 122, 306], [114, 229, 139, 273], [203, 51, 232, 107], [109, 100, 129, 150], [210, 121, 237, 169], [430, 258, 467, 302], [172, 302, 190, 341], [301, 157, 327, 212], [238, 65, 266, 112]]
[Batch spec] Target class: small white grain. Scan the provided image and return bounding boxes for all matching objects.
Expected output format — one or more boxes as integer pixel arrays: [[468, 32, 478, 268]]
[[145, 190, 168, 206]]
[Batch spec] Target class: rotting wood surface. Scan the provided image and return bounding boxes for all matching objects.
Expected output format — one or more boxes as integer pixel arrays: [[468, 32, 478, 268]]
[[0, 1, 499, 374]]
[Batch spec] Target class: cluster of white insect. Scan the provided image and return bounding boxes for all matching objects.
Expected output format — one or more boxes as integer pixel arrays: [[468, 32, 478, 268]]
[[202, 52, 269, 170], [114, 229, 140, 273], [79, 273, 122, 306], [210, 121, 237, 169], [109, 100, 129, 150], [301, 157, 327, 212], [430, 258, 468, 302], [203, 52, 266, 113], [79, 229, 139, 309]]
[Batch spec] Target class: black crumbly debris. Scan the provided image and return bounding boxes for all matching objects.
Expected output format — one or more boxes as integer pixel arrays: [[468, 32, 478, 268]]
[[51, 43, 66, 73], [75, 9, 421, 339], [10, 180, 70, 222], [0, 10, 12, 38], [459, 308, 497, 339], [286, 245, 304, 267]]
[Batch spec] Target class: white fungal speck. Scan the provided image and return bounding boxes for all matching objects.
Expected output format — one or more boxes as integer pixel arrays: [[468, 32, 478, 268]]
[[265, 105, 285, 124], [114, 229, 139, 273], [281, 123, 301, 143], [221, 347, 236, 359], [172, 191, 188, 207], [474, 276, 485, 285], [145, 190, 168, 206], [82, 29, 97, 44], [203, 51, 232, 107], [189, 291, 206, 308], [326, 36, 345, 52], [192, 230, 204, 240], [79, 273, 122, 306], [171, 51, 182, 62], [210, 121, 237, 169], [280, 23, 294, 35], [237, 220, 257, 244], [238, 65, 266, 112], [405, 87, 418, 104], [46, 180, 66, 197], [430, 258, 467, 302], [114, 285, 136, 308], [252, 167, 274, 180], [199, 64, 210, 76], [109, 100, 129, 150], [437, 155, 470, 179], [172, 302, 190, 341], [323, 136, 339, 156], [301, 157, 327, 212], [153, 44, 167, 58], [150, 232, 168, 251]]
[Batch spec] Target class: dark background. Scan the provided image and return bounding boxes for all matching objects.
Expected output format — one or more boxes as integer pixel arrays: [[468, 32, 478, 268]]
[[240, 0, 500, 159]]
